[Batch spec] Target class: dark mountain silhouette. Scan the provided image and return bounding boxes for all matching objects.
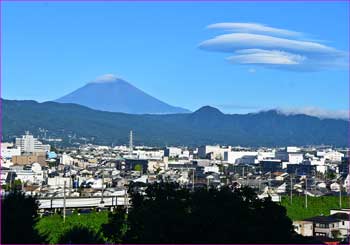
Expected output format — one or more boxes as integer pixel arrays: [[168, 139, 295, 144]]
[[2, 99, 347, 147], [55, 76, 189, 114], [193, 106, 224, 116]]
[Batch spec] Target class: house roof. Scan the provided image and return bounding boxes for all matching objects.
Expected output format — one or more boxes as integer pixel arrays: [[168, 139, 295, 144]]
[[329, 212, 350, 220], [303, 216, 340, 223]]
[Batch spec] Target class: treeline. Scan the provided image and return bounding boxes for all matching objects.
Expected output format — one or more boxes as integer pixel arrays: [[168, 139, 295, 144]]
[[2, 183, 317, 244]]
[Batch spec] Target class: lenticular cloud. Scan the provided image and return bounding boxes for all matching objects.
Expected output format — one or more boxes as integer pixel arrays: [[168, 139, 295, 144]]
[[199, 22, 348, 71]]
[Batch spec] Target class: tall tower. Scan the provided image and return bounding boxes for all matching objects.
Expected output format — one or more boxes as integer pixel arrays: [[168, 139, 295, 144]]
[[129, 130, 133, 157]]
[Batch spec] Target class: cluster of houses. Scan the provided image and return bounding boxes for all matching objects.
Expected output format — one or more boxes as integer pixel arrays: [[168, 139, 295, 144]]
[[294, 208, 350, 243], [1, 132, 349, 242]]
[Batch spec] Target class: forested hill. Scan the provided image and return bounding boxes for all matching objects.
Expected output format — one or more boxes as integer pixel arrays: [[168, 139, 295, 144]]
[[2, 99, 347, 147]]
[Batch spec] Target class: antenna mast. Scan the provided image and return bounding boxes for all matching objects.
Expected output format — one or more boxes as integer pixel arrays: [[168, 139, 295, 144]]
[[129, 130, 133, 157]]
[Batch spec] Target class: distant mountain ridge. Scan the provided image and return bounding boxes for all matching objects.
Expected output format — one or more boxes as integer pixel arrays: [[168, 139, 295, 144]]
[[3, 99, 347, 147], [55, 76, 190, 114]]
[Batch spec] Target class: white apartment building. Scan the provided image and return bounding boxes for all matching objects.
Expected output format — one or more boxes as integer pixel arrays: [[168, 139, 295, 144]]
[[304, 157, 327, 174], [317, 150, 344, 162], [136, 150, 164, 160], [164, 147, 183, 158], [198, 145, 230, 160], [15, 132, 50, 153], [47, 176, 73, 189], [257, 150, 275, 161], [286, 146, 300, 153], [60, 153, 75, 165], [224, 151, 258, 164], [324, 150, 344, 162], [1, 142, 21, 159], [2, 163, 45, 185], [276, 147, 303, 165], [204, 165, 220, 174]]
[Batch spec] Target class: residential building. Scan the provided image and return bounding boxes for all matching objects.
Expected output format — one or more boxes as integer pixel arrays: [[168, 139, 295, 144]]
[[12, 152, 46, 166], [1, 143, 21, 159], [164, 147, 182, 158], [15, 132, 50, 153]]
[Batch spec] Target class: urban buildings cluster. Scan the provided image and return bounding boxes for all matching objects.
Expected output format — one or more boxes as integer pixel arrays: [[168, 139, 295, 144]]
[[1, 131, 349, 242]]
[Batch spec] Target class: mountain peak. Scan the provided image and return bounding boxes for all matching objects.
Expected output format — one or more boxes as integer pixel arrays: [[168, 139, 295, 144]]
[[194, 106, 223, 115], [55, 74, 190, 114], [88, 74, 123, 84]]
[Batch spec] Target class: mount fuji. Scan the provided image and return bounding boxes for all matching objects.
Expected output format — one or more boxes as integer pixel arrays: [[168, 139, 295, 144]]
[[55, 74, 190, 114]]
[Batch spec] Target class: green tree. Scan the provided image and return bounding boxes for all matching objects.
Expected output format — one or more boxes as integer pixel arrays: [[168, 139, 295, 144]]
[[3, 177, 22, 192], [125, 182, 190, 243], [113, 183, 295, 243], [102, 207, 128, 243], [326, 170, 337, 180], [57, 225, 104, 244], [1, 191, 44, 244], [134, 164, 143, 172]]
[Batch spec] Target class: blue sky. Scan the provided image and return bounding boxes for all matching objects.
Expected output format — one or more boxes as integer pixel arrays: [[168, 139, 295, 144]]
[[2, 1, 349, 117]]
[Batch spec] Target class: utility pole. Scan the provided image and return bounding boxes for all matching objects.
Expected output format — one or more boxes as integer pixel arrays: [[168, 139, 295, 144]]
[[129, 130, 133, 157], [242, 167, 245, 186], [100, 174, 105, 205], [69, 167, 72, 197], [63, 180, 66, 223], [305, 176, 308, 209], [339, 179, 342, 209], [124, 185, 129, 214], [207, 177, 209, 191], [192, 168, 195, 191], [9, 173, 12, 190], [290, 174, 293, 204]]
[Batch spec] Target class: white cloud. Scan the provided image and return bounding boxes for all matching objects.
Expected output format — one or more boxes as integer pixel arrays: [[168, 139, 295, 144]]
[[200, 33, 336, 54], [199, 23, 348, 71], [228, 49, 306, 65], [278, 107, 349, 120], [89, 74, 120, 84], [207, 22, 302, 37]]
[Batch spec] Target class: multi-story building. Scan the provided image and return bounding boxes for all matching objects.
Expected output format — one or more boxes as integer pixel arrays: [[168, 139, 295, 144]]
[[1, 143, 21, 159], [224, 151, 258, 164], [164, 147, 183, 158], [260, 159, 282, 173], [276, 147, 303, 165], [198, 145, 225, 159], [317, 150, 344, 163], [12, 152, 46, 166], [15, 131, 50, 153]]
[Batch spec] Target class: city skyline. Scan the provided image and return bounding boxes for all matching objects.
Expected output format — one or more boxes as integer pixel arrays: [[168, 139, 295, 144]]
[[3, 1, 349, 117]]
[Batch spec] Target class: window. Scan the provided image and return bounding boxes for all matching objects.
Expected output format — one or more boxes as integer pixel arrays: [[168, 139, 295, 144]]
[[317, 223, 329, 228]]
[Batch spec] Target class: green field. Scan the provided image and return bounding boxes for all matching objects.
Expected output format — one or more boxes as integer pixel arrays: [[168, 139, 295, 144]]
[[35, 211, 109, 244], [281, 195, 350, 221], [35, 195, 350, 243]]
